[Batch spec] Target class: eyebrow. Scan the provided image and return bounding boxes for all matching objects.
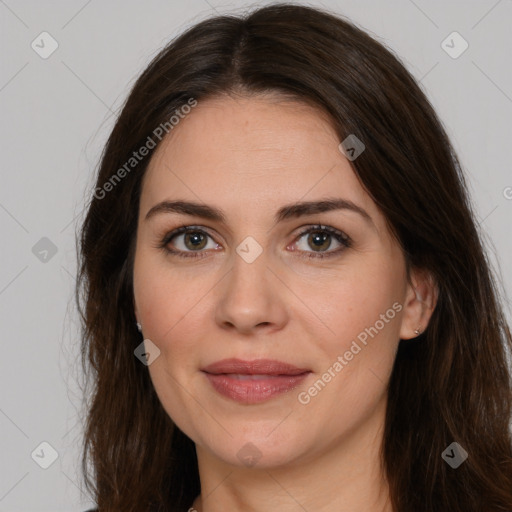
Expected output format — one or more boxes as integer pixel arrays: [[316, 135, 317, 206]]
[[145, 198, 373, 226]]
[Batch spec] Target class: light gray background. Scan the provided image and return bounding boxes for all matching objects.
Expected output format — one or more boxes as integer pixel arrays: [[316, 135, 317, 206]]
[[1, 0, 511, 510]]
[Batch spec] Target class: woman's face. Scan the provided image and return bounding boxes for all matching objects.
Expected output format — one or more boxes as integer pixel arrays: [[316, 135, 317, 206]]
[[133, 94, 428, 469]]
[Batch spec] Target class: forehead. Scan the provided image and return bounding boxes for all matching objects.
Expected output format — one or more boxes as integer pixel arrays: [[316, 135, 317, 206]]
[[140, 94, 378, 224]]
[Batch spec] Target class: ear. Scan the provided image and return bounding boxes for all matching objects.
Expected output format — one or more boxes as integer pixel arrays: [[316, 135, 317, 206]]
[[399, 267, 438, 340]]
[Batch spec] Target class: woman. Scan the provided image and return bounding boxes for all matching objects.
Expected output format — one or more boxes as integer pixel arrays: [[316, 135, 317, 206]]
[[77, 3, 512, 511]]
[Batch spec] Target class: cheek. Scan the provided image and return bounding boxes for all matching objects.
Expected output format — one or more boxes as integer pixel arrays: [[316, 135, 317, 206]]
[[134, 251, 207, 343], [304, 262, 404, 353], [135, 255, 205, 430], [297, 272, 402, 429]]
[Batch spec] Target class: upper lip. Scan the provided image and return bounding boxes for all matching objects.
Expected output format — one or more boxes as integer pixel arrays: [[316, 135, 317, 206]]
[[201, 358, 311, 376]]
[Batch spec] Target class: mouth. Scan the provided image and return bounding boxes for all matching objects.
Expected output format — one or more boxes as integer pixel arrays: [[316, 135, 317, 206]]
[[201, 358, 312, 404]]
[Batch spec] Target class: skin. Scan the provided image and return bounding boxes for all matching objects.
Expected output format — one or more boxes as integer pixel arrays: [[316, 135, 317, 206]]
[[132, 93, 436, 512]]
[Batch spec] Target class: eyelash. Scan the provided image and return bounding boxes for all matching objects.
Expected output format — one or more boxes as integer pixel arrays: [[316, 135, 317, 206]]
[[156, 224, 352, 260]]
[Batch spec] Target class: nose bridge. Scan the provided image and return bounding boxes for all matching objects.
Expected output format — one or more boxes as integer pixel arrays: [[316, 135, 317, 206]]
[[214, 238, 287, 332], [227, 240, 272, 307]]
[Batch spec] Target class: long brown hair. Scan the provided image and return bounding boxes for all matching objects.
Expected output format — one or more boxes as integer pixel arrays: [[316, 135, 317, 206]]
[[76, 4, 512, 511]]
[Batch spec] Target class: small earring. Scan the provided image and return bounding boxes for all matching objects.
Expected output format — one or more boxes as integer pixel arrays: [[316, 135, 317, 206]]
[[414, 327, 422, 335], [136, 322, 142, 333]]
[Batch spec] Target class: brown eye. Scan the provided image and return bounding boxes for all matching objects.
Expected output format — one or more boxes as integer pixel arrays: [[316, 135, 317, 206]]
[[293, 225, 351, 259], [182, 230, 208, 251], [306, 231, 332, 252], [159, 226, 219, 258]]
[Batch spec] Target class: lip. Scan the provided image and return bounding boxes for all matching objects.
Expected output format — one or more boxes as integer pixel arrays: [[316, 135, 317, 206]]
[[201, 358, 312, 404], [202, 358, 310, 375]]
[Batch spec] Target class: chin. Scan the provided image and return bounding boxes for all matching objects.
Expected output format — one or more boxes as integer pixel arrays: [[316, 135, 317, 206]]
[[196, 424, 311, 470]]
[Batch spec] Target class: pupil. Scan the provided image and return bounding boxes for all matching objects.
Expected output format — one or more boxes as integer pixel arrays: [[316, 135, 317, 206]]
[[310, 232, 330, 251], [186, 232, 206, 250]]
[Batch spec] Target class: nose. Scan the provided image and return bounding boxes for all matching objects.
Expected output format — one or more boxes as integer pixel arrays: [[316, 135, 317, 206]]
[[214, 248, 289, 335]]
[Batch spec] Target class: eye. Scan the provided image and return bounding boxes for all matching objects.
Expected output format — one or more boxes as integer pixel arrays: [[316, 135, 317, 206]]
[[291, 224, 351, 259], [158, 226, 220, 259]]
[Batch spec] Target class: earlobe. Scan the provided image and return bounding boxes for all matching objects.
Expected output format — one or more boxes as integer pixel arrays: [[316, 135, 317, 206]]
[[399, 269, 437, 340], [133, 300, 142, 333]]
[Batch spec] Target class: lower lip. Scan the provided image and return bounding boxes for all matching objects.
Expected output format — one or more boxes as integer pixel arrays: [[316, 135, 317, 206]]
[[203, 372, 311, 404]]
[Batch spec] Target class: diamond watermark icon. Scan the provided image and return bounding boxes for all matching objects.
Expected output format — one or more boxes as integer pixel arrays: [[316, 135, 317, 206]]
[[31, 31, 59, 59], [236, 236, 263, 264], [32, 237, 58, 263], [441, 441, 468, 468], [441, 31, 469, 59], [338, 134, 365, 161], [134, 339, 161, 366], [236, 442, 262, 467], [31, 441, 59, 469]]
